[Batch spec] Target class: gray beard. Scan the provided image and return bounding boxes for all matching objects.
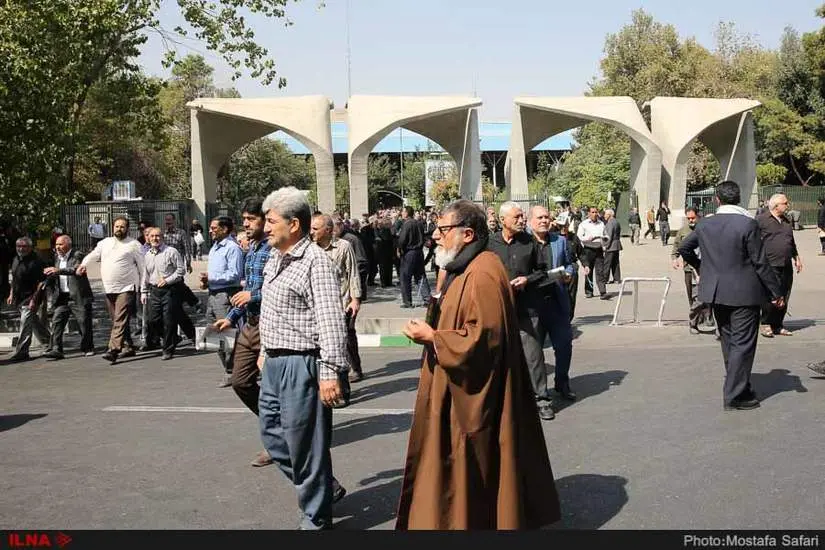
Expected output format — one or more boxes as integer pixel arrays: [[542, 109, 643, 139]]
[[435, 245, 459, 268]]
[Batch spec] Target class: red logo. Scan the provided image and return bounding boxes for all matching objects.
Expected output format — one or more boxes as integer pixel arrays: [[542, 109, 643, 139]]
[[7, 533, 70, 548]]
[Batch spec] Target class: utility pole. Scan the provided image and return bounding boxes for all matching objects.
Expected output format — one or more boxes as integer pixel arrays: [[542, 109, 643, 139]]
[[400, 128, 405, 205], [346, 0, 352, 98]]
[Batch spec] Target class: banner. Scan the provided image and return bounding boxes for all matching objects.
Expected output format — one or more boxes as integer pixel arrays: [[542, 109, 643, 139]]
[[424, 159, 457, 207]]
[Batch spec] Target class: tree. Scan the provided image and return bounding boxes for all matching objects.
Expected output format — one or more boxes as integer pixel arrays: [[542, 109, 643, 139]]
[[225, 138, 316, 204], [756, 163, 789, 186], [0, 0, 307, 230]]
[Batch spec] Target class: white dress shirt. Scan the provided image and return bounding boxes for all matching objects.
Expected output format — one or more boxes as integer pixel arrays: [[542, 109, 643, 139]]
[[577, 218, 607, 247], [81, 236, 144, 294], [57, 253, 70, 293]]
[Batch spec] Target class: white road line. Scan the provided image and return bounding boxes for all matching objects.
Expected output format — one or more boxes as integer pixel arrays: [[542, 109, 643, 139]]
[[102, 406, 412, 415]]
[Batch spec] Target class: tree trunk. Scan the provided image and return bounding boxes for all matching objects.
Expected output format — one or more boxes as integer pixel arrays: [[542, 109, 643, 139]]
[[788, 152, 814, 186]]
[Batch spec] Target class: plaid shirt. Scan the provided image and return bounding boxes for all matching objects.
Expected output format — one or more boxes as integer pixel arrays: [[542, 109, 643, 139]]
[[164, 227, 192, 265], [259, 235, 347, 380], [226, 238, 271, 325]]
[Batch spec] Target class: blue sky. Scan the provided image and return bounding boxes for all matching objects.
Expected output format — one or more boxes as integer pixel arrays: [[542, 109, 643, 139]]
[[138, 0, 824, 120]]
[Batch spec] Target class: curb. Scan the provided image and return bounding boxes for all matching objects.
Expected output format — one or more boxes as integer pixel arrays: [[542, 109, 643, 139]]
[[357, 334, 420, 348]]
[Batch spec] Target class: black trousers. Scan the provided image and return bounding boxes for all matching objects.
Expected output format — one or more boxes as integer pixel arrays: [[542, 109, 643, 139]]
[[713, 304, 760, 405], [568, 273, 579, 321], [49, 293, 93, 353], [148, 285, 183, 354], [345, 310, 362, 375], [581, 246, 607, 297], [377, 248, 394, 287], [400, 249, 424, 306], [179, 283, 199, 307], [603, 250, 621, 283], [761, 263, 793, 332]]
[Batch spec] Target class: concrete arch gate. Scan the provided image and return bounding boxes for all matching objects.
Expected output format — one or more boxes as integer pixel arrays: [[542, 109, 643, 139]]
[[346, 95, 482, 216], [505, 96, 663, 215], [188, 96, 336, 220]]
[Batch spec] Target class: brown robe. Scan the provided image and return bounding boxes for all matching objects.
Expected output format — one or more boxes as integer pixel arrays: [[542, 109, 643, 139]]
[[395, 250, 561, 529]]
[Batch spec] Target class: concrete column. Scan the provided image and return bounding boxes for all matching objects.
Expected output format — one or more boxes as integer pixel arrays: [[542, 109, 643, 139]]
[[190, 109, 218, 223], [459, 108, 481, 200], [504, 105, 529, 199]]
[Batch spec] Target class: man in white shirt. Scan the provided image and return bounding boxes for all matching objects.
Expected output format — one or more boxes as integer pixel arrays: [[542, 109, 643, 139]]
[[78, 216, 144, 364], [88, 217, 106, 248], [576, 206, 609, 300]]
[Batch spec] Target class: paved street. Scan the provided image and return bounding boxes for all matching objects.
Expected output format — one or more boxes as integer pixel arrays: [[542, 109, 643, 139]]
[[1, 230, 824, 529]]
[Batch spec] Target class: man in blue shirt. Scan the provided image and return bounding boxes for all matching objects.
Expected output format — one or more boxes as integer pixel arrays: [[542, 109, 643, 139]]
[[201, 215, 244, 386], [213, 199, 273, 467]]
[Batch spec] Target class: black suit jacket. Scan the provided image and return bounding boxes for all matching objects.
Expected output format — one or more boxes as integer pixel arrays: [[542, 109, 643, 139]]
[[46, 249, 94, 307], [678, 212, 781, 307]]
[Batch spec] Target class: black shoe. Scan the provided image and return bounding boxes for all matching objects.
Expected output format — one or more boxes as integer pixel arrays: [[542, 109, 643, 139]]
[[538, 402, 555, 420], [349, 371, 365, 383], [400, 303, 413, 309], [120, 347, 136, 358], [8, 354, 31, 362], [42, 350, 64, 360], [555, 385, 577, 401], [332, 478, 347, 503], [724, 398, 761, 411], [102, 350, 118, 365], [139, 344, 158, 352], [600, 294, 611, 300], [161, 352, 173, 361], [585, 294, 594, 299]]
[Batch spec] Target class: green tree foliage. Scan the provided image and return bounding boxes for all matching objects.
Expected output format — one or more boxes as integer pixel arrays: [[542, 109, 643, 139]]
[[0, 0, 304, 230], [224, 138, 316, 204], [756, 163, 789, 186]]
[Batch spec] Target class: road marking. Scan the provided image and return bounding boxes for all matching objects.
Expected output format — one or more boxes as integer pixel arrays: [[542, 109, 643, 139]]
[[102, 406, 412, 415]]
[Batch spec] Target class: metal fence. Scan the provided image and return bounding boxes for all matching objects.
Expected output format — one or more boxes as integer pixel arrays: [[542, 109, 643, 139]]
[[759, 185, 824, 227]]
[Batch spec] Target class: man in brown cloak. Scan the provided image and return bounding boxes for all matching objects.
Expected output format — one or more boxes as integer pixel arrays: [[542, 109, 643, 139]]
[[397, 199, 562, 530]]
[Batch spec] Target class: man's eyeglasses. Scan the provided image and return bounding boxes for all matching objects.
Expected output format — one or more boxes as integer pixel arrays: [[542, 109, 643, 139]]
[[434, 224, 463, 235]]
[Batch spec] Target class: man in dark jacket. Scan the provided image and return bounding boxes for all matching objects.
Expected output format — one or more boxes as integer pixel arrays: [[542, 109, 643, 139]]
[[396, 206, 426, 308], [7, 237, 51, 361], [657, 202, 671, 246], [487, 202, 553, 420], [678, 181, 783, 411], [817, 198, 825, 255], [43, 235, 95, 359]]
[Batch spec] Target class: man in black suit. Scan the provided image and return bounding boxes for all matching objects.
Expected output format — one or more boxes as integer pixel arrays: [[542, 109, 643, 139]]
[[678, 181, 783, 411], [42, 235, 95, 359]]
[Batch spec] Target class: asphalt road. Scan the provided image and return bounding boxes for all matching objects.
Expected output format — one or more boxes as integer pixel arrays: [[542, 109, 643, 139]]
[[2, 331, 825, 529]]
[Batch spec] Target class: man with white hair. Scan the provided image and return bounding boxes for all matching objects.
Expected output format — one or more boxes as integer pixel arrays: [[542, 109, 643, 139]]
[[7, 236, 50, 361], [43, 235, 95, 359], [257, 186, 348, 530], [487, 201, 554, 420], [756, 193, 802, 338]]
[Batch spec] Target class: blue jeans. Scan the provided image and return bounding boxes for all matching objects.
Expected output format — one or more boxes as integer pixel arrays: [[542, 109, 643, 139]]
[[259, 353, 333, 530], [539, 289, 574, 387]]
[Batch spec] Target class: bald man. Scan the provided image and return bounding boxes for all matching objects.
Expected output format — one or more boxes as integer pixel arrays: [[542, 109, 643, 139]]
[[43, 236, 95, 359]]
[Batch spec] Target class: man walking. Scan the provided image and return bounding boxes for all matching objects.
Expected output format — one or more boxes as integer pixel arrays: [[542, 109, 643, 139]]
[[7, 237, 50, 361], [671, 207, 713, 334], [213, 199, 273, 467], [603, 208, 622, 284], [628, 207, 641, 245], [140, 228, 186, 361], [657, 202, 671, 246], [577, 207, 609, 300], [678, 181, 783, 411], [487, 202, 553, 421], [79, 216, 143, 365], [398, 199, 561, 529], [202, 216, 244, 387], [312, 214, 365, 399], [756, 193, 802, 338], [817, 198, 825, 255], [530, 207, 576, 408], [397, 206, 426, 308], [88, 217, 106, 248], [257, 187, 349, 530], [43, 236, 94, 359], [163, 214, 202, 318]]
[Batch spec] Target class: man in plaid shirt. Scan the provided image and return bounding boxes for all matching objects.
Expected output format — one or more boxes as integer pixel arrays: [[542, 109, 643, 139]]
[[213, 198, 273, 468], [257, 187, 348, 530]]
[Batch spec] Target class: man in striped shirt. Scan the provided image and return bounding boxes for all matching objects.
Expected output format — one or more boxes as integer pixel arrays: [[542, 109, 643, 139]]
[[257, 187, 348, 530], [213, 198, 273, 468]]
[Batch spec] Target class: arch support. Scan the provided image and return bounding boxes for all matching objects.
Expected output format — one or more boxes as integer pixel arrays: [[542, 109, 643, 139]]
[[187, 96, 335, 220], [346, 95, 482, 215], [505, 97, 662, 212], [649, 97, 760, 228]]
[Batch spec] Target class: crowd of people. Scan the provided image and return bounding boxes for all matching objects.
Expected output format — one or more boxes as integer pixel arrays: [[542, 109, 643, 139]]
[[2, 181, 823, 529]]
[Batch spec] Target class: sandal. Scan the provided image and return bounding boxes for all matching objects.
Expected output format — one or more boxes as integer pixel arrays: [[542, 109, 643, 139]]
[[777, 328, 793, 336], [761, 327, 774, 338]]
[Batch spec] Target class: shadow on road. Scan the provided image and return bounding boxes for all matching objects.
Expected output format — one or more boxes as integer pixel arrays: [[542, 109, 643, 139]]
[[350, 376, 419, 405], [334, 468, 404, 530], [556, 473, 629, 529], [573, 314, 614, 326], [363, 359, 421, 380], [333, 414, 412, 448], [785, 318, 818, 331], [0, 413, 48, 433], [552, 370, 628, 413], [751, 369, 807, 402]]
